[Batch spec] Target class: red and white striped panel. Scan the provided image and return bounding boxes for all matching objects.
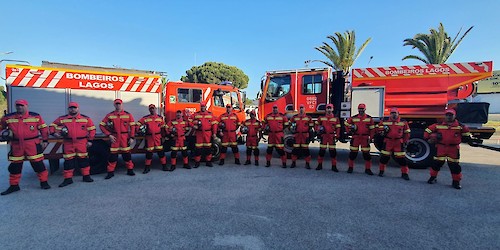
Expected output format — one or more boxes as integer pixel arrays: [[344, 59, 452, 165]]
[[6, 66, 162, 93], [352, 61, 493, 79]]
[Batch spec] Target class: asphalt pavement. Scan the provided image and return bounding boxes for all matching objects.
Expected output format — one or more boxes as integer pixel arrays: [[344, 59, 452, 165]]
[[0, 143, 499, 250]]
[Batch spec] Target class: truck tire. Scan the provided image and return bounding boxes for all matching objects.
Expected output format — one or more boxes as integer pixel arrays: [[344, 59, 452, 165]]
[[406, 128, 435, 169], [283, 134, 295, 154], [88, 140, 110, 174], [211, 139, 222, 160], [373, 134, 384, 151]]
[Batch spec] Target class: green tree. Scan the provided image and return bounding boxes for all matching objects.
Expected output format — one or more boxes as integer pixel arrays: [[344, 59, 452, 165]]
[[315, 30, 371, 75], [181, 62, 249, 89], [402, 23, 473, 64]]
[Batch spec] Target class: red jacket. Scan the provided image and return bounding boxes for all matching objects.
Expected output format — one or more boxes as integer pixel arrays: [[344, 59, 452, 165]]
[[137, 114, 165, 136], [290, 113, 313, 133], [424, 120, 471, 145], [1, 111, 48, 142], [345, 114, 375, 137], [243, 118, 262, 137], [193, 111, 217, 134], [218, 112, 240, 132], [378, 117, 410, 142], [263, 112, 288, 133], [50, 113, 96, 140], [99, 110, 136, 137], [316, 113, 341, 137], [167, 118, 190, 138]]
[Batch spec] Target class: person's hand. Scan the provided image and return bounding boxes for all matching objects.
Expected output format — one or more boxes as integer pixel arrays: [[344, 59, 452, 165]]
[[128, 138, 135, 146], [109, 134, 117, 143], [41, 141, 48, 148], [86, 141, 93, 148], [53, 133, 62, 138], [212, 134, 217, 139]]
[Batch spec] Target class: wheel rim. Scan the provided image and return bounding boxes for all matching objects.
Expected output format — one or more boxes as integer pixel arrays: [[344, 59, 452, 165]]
[[406, 138, 431, 162]]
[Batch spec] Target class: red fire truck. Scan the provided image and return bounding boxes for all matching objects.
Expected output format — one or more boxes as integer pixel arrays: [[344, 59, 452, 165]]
[[3, 62, 246, 173], [258, 61, 494, 168]]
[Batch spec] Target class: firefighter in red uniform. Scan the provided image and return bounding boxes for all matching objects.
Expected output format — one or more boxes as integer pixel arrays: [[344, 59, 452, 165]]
[[242, 110, 262, 166], [100, 99, 136, 179], [263, 104, 289, 168], [0, 99, 50, 195], [424, 109, 471, 189], [192, 101, 217, 168], [290, 104, 314, 169], [166, 110, 191, 170], [50, 102, 96, 187], [377, 107, 411, 180], [218, 104, 241, 165], [315, 104, 341, 172], [345, 103, 375, 175], [137, 104, 167, 174]]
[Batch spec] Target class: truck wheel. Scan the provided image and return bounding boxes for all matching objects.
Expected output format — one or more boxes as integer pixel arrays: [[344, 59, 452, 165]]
[[88, 140, 110, 174], [283, 134, 295, 154], [406, 128, 435, 169], [373, 134, 384, 151], [211, 139, 222, 161]]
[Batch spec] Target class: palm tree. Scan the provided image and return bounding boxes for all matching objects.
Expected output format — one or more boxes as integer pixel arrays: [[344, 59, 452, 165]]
[[315, 30, 371, 75], [402, 23, 473, 64]]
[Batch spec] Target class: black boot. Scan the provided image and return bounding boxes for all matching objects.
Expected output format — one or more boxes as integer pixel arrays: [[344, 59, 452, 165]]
[[105, 172, 114, 179], [244, 160, 251, 165], [218, 159, 225, 166], [291, 162, 296, 168], [452, 180, 462, 189], [143, 166, 151, 174], [58, 178, 73, 187], [40, 181, 51, 189], [183, 164, 191, 169], [1, 185, 20, 195], [82, 175, 94, 183], [265, 161, 271, 167], [235, 159, 241, 165], [402, 173, 410, 181], [331, 165, 338, 172], [378, 170, 385, 177], [347, 167, 353, 173], [169, 165, 176, 172], [427, 176, 437, 184], [306, 162, 311, 169], [162, 164, 169, 171], [282, 162, 287, 168], [365, 169, 374, 176], [255, 160, 259, 166], [127, 169, 136, 176], [206, 162, 213, 167], [194, 162, 200, 168], [316, 163, 323, 170]]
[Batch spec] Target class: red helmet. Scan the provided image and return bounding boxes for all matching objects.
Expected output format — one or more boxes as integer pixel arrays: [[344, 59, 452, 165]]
[[445, 109, 456, 115], [358, 103, 366, 109]]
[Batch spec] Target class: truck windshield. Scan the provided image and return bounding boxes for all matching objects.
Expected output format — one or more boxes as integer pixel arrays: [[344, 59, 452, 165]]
[[266, 75, 291, 101]]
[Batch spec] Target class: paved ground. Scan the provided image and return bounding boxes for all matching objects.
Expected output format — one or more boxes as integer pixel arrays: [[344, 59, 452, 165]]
[[0, 143, 499, 250]]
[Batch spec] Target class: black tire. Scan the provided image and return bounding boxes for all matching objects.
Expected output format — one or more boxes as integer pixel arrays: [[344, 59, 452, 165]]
[[406, 128, 435, 169], [211, 139, 222, 161], [373, 134, 384, 151], [283, 134, 295, 154], [88, 140, 110, 174]]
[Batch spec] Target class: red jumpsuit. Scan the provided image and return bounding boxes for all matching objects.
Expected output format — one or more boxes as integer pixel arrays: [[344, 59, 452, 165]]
[[50, 113, 96, 179], [100, 110, 136, 172], [218, 112, 241, 161], [137, 114, 167, 167], [290, 113, 314, 164], [377, 117, 411, 174], [166, 118, 190, 166], [1, 111, 49, 186], [424, 120, 470, 182], [263, 112, 288, 166], [243, 118, 262, 163], [192, 110, 217, 164], [315, 114, 341, 167], [345, 114, 375, 170]]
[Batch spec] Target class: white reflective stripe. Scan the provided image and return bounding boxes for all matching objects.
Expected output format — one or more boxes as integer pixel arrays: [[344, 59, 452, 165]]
[[140, 78, 154, 92], [461, 63, 477, 73], [56, 144, 63, 154], [130, 77, 143, 92], [150, 80, 160, 92], [18, 73, 34, 86], [204, 87, 211, 100], [6, 68, 21, 85], [448, 63, 464, 74], [47, 71, 65, 88], [353, 69, 362, 78], [364, 69, 374, 78], [120, 76, 134, 91], [138, 139, 145, 149], [372, 68, 385, 77], [33, 70, 52, 87], [206, 99, 212, 109]]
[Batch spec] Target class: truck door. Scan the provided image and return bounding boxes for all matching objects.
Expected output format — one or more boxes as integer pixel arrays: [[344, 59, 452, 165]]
[[297, 73, 327, 115]]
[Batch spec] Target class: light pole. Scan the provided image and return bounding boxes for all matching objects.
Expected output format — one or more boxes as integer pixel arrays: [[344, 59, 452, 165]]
[[304, 59, 323, 68]]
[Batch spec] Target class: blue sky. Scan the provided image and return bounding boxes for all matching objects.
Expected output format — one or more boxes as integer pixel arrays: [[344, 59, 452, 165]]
[[2, 0, 499, 99]]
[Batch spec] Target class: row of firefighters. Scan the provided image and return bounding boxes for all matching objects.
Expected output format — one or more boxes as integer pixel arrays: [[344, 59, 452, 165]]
[[0, 98, 471, 195]]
